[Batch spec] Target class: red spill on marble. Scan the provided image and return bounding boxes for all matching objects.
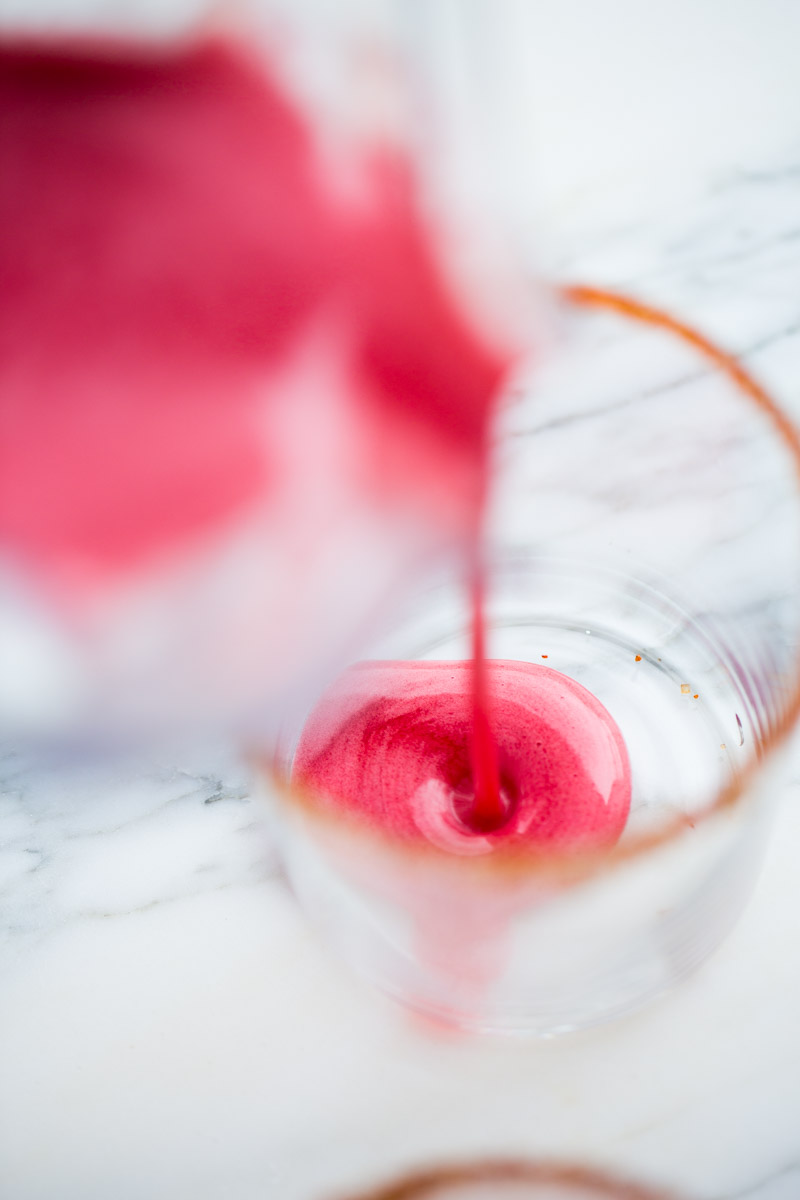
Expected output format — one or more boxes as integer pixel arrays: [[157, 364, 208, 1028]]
[[0, 37, 504, 584], [293, 660, 631, 854]]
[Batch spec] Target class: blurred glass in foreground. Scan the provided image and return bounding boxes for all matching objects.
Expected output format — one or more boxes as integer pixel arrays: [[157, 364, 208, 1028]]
[[0, 1, 516, 749]]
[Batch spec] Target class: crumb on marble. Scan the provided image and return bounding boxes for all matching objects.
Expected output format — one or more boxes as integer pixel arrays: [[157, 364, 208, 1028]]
[[681, 683, 691, 694]]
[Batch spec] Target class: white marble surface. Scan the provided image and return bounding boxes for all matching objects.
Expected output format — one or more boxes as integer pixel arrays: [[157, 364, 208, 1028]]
[[4, 4, 800, 1198]]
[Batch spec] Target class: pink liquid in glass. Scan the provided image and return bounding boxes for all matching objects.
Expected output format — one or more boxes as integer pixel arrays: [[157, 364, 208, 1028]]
[[294, 657, 631, 857]]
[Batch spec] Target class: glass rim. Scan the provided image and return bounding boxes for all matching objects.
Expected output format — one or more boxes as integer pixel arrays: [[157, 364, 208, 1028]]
[[334, 1158, 682, 1199], [260, 284, 800, 887]]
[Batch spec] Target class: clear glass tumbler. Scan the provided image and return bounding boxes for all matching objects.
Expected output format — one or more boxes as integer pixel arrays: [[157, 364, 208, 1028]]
[[262, 288, 800, 1034], [332, 1159, 682, 1200]]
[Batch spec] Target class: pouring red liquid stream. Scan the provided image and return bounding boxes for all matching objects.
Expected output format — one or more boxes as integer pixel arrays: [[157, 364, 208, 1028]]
[[467, 552, 507, 833]]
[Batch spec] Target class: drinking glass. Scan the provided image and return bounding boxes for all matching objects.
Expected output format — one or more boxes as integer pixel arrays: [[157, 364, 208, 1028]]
[[261, 287, 800, 1035], [332, 1159, 683, 1200]]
